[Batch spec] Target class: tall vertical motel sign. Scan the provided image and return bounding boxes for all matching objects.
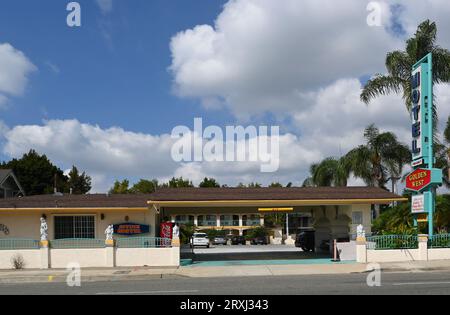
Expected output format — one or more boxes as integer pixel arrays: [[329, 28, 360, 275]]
[[405, 53, 442, 237]]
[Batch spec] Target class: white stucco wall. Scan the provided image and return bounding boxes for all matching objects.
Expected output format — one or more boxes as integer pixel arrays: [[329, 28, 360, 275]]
[[366, 249, 421, 262], [115, 247, 180, 267], [428, 248, 450, 260], [0, 249, 41, 269], [50, 248, 108, 269]]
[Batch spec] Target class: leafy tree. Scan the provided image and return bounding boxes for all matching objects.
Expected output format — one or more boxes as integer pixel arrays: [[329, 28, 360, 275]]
[[130, 179, 159, 194], [247, 182, 262, 188], [345, 124, 410, 188], [1, 150, 67, 195], [268, 182, 283, 188], [166, 177, 194, 188], [66, 166, 92, 194], [307, 157, 350, 187], [199, 177, 220, 188], [109, 179, 131, 194], [361, 20, 450, 133]]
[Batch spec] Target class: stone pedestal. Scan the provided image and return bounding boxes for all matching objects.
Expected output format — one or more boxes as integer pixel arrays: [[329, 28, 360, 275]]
[[356, 237, 367, 263], [105, 240, 115, 267], [418, 234, 429, 261], [39, 241, 50, 269], [172, 237, 181, 247]]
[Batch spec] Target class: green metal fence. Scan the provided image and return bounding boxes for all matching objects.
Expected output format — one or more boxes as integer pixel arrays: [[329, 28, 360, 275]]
[[366, 235, 418, 250], [429, 234, 450, 248], [116, 237, 172, 248], [0, 239, 40, 250], [51, 239, 105, 249]]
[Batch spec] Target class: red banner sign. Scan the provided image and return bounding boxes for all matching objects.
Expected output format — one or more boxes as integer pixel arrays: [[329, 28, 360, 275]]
[[160, 222, 173, 239], [406, 168, 431, 191]]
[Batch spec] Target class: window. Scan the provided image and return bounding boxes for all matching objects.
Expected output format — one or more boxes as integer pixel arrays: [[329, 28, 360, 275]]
[[352, 212, 363, 225], [54, 216, 96, 239]]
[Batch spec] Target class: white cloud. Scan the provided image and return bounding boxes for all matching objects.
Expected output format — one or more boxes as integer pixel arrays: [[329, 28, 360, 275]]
[[2, 79, 449, 192], [169, 0, 403, 119], [0, 43, 36, 106], [1, 119, 323, 191], [96, 0, 113, 15], [169, 0, 450, 121]]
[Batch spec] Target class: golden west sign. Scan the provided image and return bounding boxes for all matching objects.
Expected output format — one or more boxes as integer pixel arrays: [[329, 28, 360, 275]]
[[406, 53, 443, 236]]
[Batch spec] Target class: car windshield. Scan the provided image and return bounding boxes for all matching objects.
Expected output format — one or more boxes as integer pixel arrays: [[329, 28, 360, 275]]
[[194, 234, 207, 238]]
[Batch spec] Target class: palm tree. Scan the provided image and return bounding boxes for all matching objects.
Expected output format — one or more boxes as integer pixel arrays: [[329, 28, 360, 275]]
[[304, 157, 350, 187], [361, 20, 450, 132], [345, 124, 411, 189]]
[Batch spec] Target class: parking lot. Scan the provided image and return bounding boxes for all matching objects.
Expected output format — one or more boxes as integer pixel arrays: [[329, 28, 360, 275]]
[[182, 245, 330, 262]]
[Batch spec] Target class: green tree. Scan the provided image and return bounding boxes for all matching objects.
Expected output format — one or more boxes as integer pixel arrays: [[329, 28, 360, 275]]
[[109, 179, 131, 194], [130, 179, 159, 193], [345, 124, 410, 188], [268, 182, 283, 188], [0, 150, 67, 195], [361, 20, 450, 129], [164, 177, 194, 188], [67, 166, 92, 194], [306, 157, 350, 187], [199, 177, 220, 188]]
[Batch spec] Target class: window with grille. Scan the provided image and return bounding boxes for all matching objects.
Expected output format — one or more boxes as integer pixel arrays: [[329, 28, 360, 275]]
[[54, 216, 96, 239]]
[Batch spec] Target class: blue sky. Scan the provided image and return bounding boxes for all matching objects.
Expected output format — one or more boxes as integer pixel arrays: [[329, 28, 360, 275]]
[[1, 0, 450, 192], [0, 0, 231, 135]]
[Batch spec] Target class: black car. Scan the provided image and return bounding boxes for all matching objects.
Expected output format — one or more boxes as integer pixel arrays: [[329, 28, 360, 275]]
[[231, 235, 246, 245], [251, 236, 268, 245], [295, 230, 315, 252]]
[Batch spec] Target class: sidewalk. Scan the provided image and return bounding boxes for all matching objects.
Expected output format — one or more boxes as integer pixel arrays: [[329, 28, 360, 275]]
[[1, 260, 450, 284]]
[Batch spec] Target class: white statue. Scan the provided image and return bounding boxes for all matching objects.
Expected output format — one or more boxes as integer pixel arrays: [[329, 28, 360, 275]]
[[40, 217, 48, 241], [172, 223, 180, 239], [357, 224, 366, 239], [105, 225, 114, 241]]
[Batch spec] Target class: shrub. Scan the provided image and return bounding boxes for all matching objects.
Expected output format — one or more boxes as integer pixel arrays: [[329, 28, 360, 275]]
[[11, 254, 25, 270]]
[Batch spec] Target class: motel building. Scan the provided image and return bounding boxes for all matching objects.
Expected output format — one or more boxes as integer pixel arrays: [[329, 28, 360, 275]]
[[0, 187, 405, 269]]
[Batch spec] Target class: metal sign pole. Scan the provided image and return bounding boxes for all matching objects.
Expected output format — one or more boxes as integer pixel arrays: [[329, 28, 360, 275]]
[[407, 53, 442, 238]]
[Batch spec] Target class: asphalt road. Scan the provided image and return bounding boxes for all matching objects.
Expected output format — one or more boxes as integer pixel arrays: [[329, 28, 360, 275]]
[[1, 271, 450, 295]]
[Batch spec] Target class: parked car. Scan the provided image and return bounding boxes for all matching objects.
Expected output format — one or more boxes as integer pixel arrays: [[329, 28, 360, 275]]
[[231, 235, 246, 245], [213, 236, 228, 245], [251, 236, 268, 245], [190, 233, 210, 248], [295, 230, 315, 252]]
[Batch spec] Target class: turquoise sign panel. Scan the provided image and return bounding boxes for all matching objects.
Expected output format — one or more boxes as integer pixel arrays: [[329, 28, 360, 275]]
[[411, 55, 432, 166]]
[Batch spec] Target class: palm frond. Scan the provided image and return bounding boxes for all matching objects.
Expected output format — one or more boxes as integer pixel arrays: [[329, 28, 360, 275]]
[[360, 75, 403, 104]]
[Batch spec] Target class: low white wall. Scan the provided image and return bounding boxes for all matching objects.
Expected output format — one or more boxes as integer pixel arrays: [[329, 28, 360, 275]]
[[116, 247, 179, 267], [428, 248, 450, 261], [366, 249, 420, 263], [0, 249, 41, 269], [50, 248, 108, 269]]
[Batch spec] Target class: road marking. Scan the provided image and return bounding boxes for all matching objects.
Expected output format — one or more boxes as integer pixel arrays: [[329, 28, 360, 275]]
[[96, 289, 200, 295], [393, 281, 450, 286]]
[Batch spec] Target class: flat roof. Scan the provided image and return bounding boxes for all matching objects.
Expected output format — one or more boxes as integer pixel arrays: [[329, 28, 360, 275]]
[[148, 187, 406, 205]]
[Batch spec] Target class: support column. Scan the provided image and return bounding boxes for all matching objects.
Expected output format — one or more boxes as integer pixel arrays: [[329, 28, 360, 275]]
[[194, 215, 198, 227], [356, 237, 367, 263], [260, 215, 265, 227], [216, 215, 221, 228], [418, 234, 429, 261], [105, 240, 115, 267], [239, 215, 243, 227], [40, 241, 50, 269]]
